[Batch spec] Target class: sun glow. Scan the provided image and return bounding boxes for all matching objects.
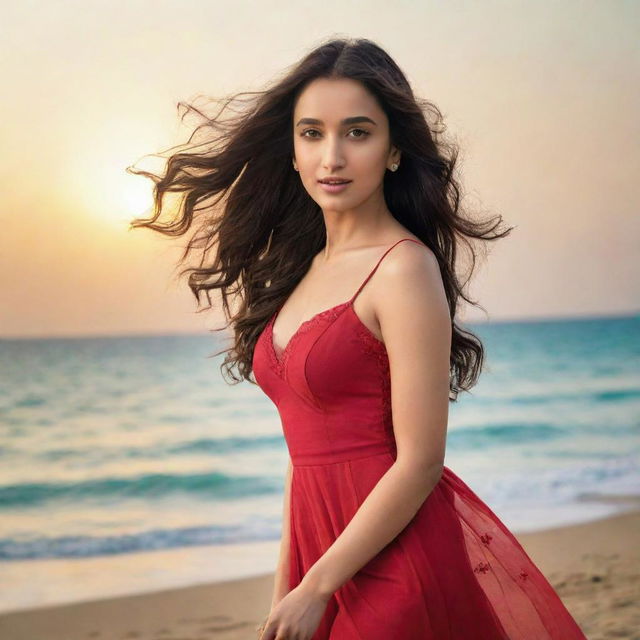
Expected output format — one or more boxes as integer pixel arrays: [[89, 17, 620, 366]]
[[64, 127, 169, 232]]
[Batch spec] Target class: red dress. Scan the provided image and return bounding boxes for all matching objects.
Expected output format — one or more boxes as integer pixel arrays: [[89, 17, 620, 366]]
[[252, 238, 587, 639]]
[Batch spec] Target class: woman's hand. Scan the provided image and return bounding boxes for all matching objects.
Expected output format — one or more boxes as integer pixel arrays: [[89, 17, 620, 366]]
[[255, 613, 270, 638], [258, 581, 331, 640]]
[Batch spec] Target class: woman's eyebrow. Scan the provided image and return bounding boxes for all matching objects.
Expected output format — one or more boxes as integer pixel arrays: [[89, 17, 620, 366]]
[[295, 116, 377, 127]]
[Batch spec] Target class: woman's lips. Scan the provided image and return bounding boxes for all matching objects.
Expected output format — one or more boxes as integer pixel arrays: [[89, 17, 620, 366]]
[[318, 180, 352, 194]]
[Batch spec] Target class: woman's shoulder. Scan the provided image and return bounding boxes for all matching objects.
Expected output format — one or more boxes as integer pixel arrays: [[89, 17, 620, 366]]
[[379, 234, 439, 277], [372, 236, 450, 325], [356, 232, 443, 308]]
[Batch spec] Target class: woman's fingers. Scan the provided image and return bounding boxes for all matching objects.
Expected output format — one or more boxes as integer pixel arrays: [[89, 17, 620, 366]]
[[255, 614, 269, 638]]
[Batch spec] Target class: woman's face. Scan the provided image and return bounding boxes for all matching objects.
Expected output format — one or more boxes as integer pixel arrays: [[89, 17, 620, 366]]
[[292, 77, 400, 213]]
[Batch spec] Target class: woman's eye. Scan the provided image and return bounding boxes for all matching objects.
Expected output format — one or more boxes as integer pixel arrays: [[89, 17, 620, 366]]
[[349, 128, 369, 139], [300, 129, 370, 139]]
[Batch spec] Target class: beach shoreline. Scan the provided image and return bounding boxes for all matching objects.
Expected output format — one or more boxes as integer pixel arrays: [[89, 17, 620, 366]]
[[1, 506, 638, 640]]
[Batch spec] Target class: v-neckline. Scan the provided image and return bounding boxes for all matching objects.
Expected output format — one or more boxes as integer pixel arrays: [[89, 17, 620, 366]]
[[269, 300, 352, 365], [266, 237, 424, 373]]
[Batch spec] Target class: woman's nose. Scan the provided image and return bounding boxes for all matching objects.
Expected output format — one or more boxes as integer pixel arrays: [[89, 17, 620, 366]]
[[322, 142, 345, 170]]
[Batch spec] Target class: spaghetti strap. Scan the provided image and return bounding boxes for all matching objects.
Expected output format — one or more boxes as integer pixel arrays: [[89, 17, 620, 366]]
[[349, 237, 425, 304]]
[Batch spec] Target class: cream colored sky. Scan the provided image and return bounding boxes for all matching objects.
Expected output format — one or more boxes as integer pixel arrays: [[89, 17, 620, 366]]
[[0, 0, 638, 338]]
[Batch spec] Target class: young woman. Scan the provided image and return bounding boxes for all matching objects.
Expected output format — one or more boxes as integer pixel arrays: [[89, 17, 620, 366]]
[[131, 37, 587, 640]]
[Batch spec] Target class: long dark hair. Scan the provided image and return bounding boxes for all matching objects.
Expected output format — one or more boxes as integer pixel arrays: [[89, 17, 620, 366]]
[[128, 36, 513, 401]]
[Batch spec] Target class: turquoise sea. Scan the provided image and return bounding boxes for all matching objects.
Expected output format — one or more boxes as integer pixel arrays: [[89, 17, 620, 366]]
[[1, 314, 638, 612]]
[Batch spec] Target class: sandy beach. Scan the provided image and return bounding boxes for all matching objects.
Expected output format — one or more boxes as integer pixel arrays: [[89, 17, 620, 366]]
[[1, 504, 638, 640]]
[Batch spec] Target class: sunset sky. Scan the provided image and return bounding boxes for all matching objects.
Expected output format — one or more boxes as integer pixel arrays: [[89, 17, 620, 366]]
[[1, 0, 638, 338]]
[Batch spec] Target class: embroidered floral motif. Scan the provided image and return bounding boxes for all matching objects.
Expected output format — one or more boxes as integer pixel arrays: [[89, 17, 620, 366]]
[[352, 317, 392, 430], [519, 569, 529, 581], [480, 532, 493, 545], [473, 561, 491, 574]]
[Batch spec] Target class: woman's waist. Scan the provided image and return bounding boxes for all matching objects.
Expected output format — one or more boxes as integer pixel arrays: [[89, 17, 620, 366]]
[[287, 437, 397, 466]]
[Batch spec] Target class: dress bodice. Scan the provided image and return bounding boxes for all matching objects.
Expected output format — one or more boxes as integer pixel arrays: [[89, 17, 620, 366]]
[[252, 238, 425, 466]]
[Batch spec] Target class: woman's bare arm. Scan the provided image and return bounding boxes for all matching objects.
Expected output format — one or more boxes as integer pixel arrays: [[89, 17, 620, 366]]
[[298, 242, 451, 599], [270, 457, 293, 609]]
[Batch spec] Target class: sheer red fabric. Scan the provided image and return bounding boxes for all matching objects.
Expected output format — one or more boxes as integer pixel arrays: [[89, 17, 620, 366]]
[[252, 238, 587, 639]]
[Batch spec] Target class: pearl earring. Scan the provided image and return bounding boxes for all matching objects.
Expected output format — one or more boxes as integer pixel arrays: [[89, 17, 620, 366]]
[[390, 163, 399, 172]]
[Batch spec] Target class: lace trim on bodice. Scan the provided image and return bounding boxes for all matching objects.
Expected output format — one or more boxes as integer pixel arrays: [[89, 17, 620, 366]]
[[267, 300, 392, 428], [266, 237, 424, 392], [352, 318, 393, 430], [267, 301, 351, 377]]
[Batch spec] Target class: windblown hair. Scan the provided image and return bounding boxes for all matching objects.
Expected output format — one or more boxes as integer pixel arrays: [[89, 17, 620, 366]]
[[128, 36, 513, 401]]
